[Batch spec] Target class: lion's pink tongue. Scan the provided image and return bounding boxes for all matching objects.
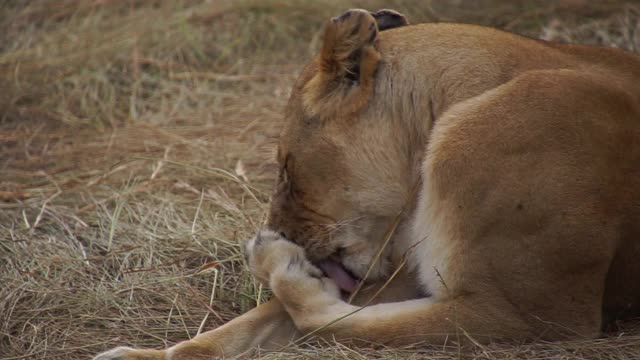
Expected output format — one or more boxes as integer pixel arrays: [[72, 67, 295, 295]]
[[317, 260, 358, 293]]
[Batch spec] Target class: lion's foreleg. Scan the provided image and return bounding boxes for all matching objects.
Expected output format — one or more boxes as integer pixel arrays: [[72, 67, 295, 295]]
[[271, 273, 533, 347], [93, 298, 299, 360], [246, 231, 530, 347], [166, 298, 298, 359]]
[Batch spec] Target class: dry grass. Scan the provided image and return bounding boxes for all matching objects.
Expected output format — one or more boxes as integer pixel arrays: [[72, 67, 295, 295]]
[[1, 1, 639, 359]]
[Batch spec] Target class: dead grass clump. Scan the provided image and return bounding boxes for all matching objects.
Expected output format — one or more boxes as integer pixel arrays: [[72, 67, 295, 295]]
[[1, 1, 639, 359]]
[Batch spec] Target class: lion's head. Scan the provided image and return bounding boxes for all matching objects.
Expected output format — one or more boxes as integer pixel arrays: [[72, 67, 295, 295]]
[[263, 10, 422, 290]]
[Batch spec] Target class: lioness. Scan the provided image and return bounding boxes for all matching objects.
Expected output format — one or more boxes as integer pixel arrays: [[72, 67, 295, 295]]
[[95, 9, 640, 360]]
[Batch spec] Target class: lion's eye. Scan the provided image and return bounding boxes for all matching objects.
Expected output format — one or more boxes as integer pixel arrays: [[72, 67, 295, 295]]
[[282, 154, 300, 198], [288, 179, 296, 198], [280, 167, 289, 183], [282, 154, 292, 179], [288, 177, 305, 201]]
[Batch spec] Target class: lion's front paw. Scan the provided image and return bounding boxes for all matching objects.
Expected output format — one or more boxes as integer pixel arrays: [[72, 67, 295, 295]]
[[92, 346, 135, 360], [246, 230, 323, 286]]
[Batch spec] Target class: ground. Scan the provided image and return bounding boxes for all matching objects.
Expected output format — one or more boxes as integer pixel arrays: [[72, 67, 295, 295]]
[[1, 1, 639, 359]]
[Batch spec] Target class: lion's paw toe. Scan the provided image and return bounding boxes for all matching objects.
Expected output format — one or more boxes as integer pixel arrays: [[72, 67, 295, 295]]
[[330, 9, 378, 48], [92, 346, 135, 360]]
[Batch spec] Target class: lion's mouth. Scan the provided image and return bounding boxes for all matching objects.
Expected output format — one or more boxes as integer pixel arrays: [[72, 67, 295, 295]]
[[316, 259, 360, 293]]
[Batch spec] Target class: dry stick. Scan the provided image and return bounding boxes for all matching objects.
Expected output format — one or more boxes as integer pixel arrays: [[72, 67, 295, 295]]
[[362, 257, 408, 307], [347, 182, 421, 304], [292, 257, 408, 347], [132, 156, 265, 204], [433, 267, 487, 356], [346, 212, 403, 305], [12, 161, 137, 236], [75, 179, 151, 216], [293, 183, 422, 346], [433, 266, 461, 357], [196, 267, 219, 336], [191, 188, 206, 234], [29, 171, 63, 233], [136, 122, 211, 155], [292, 238, 425, 348], [133, 156, 264, 234], [169, 72, 276, 82]]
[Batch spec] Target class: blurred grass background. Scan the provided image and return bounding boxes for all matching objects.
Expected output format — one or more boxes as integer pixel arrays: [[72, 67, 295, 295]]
[[1, 1, 639, 359]]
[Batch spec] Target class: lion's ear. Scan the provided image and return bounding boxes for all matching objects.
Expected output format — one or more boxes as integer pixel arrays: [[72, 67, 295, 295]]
[[302, 9, 382, 119], [319, 9, 380, 84], [371, 9, 409, 31]]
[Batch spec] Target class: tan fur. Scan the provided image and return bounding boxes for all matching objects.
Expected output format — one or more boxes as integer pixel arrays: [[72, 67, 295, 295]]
[[94, 9, 640, 359]]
